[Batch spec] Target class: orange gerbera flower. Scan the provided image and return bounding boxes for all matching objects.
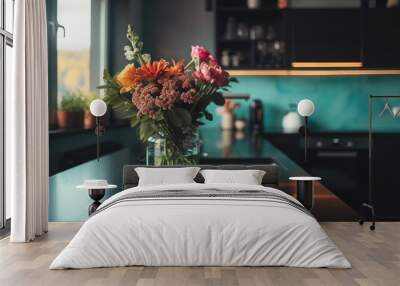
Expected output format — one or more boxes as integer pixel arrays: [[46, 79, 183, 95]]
[[116, 64, 141, 93], [139, 59, 169, 80], [166, 60, 185, 76]]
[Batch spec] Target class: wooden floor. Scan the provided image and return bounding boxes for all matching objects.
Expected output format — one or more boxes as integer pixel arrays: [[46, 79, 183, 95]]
[[0, 222, 399, 286]]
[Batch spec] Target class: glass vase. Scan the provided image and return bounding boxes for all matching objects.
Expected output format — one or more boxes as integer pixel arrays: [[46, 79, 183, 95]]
[[146, 129, 200, 166]]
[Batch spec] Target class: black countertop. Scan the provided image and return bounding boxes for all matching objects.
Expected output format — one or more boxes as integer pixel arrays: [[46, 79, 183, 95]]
[[49, 122, 130, 137], [262, 128, 399, 136], [200, 127, 357, 221], [200, 128, 309, 182]]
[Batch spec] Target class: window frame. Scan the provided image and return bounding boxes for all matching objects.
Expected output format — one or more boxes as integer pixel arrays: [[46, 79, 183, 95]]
[[0, 0, 13, 231]]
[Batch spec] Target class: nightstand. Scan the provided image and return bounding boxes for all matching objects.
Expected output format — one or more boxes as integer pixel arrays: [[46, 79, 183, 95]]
[[289, 176, 321, 210], [77, 180, 117, 215]]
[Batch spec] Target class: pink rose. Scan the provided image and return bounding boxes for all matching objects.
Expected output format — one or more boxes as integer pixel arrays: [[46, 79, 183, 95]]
[[212, 66, 230, 86], [208, 54, 218, 66], [191, 45, 211, 62], [193, 63, 212, 83], [193, 62, 229, 87]]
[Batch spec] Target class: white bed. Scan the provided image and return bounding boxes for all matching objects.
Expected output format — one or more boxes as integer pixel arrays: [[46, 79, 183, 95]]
[[50, 183, 351, 269]]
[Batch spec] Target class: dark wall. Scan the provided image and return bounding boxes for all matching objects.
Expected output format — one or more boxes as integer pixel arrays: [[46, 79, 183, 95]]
[[143, 0, 215, 61], [108, 0, 143, 74]]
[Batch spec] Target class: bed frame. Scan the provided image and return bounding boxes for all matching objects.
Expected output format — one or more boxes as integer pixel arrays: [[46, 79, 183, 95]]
[[122, 164, 280, 190]]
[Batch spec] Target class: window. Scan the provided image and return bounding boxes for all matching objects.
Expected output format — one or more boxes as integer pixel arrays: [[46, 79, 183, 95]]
[[48, 0, 108, 130], [1, 0, 14, 230], [57, 0, 92, 96]]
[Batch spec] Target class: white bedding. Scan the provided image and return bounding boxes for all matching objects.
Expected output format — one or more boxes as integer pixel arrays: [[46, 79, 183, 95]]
[[50, 183, 351, 269]]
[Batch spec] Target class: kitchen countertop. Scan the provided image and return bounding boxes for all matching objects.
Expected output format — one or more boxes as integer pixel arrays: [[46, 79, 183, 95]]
[[200, 128, 357, 221], [262, 129, 400, 136], [200, 129, 308, 180]]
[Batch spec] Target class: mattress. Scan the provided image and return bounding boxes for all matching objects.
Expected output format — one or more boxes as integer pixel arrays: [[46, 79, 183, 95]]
[[50, 183, 351, 269]]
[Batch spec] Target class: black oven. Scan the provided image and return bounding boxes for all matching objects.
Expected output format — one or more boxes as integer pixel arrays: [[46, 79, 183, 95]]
[[306, 135, 369, 212], [266, 132, 400, 219]]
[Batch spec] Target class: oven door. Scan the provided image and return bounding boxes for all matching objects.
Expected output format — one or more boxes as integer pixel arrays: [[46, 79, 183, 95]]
[[309, 148, 369, 212]]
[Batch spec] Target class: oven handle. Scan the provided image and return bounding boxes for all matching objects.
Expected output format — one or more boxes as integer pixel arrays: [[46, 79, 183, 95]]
[[316, 151, 358, 158]]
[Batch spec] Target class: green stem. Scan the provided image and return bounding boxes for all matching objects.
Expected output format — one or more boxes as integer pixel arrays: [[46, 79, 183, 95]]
[[158, 120, 197, 165], [137, 55, 145, 66], [185, 58, 195, 70]]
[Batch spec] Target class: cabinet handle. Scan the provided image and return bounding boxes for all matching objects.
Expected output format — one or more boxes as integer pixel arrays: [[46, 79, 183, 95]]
[[317, 151, 357, 158]]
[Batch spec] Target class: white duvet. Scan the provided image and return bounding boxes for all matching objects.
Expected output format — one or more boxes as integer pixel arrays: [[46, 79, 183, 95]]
[[50, 183, 351, 269]]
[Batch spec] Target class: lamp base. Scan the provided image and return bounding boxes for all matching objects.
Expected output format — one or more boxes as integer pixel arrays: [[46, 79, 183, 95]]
[[297, 180, 314, 210], [88, 189, 105, 215], [359, 203, 375, 231]]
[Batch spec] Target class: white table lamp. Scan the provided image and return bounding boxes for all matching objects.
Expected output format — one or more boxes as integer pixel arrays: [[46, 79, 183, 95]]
[[90, 99, 107, 161], [297, 99, 315, 117], [297, 99, 315, 162], [90, 99, 107, 117]]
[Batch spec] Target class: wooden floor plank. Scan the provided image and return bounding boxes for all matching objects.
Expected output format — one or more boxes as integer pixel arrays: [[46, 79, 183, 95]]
[[0, 222, 399, 286]]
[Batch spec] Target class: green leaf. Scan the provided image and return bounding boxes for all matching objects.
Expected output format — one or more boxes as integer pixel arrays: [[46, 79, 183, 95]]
[[139, 121, 155, 142], [103, 69, 112, 81], [229, 77, 239, 83], [130, 114, 140, 127], [176, 108, 192, 125], [212, 92, 225, 106], [204, 110, 213, 121], [166, 110, 182, 127], [166, 108, 192, 127]]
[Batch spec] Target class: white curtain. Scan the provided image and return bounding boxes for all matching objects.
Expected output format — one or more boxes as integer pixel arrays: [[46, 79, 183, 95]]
[[7, 0, 49, 242]]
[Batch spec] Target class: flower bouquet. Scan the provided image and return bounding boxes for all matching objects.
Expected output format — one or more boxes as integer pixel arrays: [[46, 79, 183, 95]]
[[100, 25, 237, 165]]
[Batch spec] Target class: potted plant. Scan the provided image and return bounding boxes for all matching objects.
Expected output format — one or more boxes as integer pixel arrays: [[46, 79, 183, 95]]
[[57, 93, 85, 129], [83, 92, 98, 129]]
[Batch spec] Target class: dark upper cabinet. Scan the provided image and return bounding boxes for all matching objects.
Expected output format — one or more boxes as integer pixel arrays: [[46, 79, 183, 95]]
[[363, 9, 400, 67], [212, 0, 400, 69], [289, 9, 362, 64]]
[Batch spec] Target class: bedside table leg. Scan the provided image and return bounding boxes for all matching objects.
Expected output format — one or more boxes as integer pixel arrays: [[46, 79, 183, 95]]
[[88, 201, 101, 216], [88, 189, 105, 215], [297, 181, 314, 210]]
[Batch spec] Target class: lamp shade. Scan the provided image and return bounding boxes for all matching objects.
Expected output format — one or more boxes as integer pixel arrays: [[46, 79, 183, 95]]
[[90, 99, 107, 117], [297, 99, 315, 117]]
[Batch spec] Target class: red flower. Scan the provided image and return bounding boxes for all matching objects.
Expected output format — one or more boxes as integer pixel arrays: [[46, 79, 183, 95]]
[[166, 60, 185, 76], [181, 89, 199, 104], [193, 62, 229, 87], [191, 46, 211, 62], [139, 59, 169, 80], [155, 78, 181, 110], [132, 83, 160, 118]]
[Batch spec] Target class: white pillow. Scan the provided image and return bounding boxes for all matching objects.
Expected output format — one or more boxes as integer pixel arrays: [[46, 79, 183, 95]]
[[135, 167, 201, 186], [200, 169, 266, 185]]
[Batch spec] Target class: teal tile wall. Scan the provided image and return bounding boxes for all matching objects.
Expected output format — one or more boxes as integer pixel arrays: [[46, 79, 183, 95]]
[[207, 75, 400, 132], [48, 74, 400, 221]]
